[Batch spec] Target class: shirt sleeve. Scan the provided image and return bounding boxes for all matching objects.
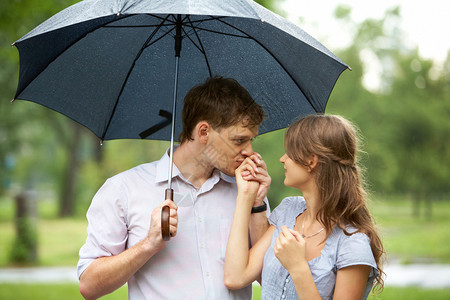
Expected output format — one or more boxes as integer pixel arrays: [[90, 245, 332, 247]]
[[77, 177, 129, 278], [263, 196, 271, 217], [336, 232, 379, 278], [268, 197, 291, 227]]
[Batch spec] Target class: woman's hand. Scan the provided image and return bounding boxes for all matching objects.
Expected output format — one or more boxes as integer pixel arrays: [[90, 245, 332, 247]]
[[274, 226, 307, 273], [275, 226, 322, 300], [240, 152, 271, 205], [235, 157, 260, 196]]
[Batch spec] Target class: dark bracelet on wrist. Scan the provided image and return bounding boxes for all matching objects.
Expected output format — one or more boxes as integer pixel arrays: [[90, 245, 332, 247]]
[[251, 202, 267, 214]]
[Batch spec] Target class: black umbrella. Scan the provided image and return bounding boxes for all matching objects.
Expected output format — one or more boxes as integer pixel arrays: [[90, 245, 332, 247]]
[[12, 0, 349, 239]]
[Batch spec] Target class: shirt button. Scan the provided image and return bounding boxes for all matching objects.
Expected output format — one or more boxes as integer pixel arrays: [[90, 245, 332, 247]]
[[285, 278, 289, 283], [283, 287, 286, 291], [281, 295, 286, 299], [198, 217, 203, 223], [200, 243, 205, 248], [206, 272, 210, 277]]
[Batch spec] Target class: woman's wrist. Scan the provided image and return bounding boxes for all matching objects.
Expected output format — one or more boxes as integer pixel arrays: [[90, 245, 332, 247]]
[[288, 261, 310, 279]]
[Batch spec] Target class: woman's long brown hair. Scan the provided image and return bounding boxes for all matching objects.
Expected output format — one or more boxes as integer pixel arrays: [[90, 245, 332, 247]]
[[285, 114, 385, 290]]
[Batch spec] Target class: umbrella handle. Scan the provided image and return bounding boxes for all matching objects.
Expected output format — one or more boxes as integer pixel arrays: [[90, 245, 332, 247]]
[[161, 188, 173, 241]]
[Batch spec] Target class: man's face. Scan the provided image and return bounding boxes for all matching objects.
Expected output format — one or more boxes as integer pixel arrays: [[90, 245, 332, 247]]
[[199, 121, 258, 176]]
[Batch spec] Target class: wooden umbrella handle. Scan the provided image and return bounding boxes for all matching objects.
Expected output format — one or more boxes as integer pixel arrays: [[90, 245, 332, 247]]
[[161, 188, 173, 241]]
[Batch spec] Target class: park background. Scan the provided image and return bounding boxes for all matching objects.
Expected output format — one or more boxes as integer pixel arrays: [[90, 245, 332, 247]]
[[0, 0, 449, 299]]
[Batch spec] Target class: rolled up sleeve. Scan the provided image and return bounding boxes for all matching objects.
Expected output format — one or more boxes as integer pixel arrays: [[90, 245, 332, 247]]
[[77, 177, 128, 278]]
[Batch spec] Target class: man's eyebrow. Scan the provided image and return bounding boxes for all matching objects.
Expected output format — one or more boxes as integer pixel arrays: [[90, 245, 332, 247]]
[[230, 135, 258, 142], [230, 134, 252, 139]]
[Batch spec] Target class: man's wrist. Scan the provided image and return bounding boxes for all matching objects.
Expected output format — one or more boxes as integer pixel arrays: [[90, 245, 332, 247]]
[[251, 202, 267, 214]]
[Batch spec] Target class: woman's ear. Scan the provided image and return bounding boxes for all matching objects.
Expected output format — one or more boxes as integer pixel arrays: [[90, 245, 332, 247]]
[[309, 155, 319, 170], [196, 121, 210, 144]]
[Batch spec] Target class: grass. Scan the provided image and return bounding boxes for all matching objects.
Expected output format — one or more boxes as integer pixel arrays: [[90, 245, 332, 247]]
[[0, 283, 449, 300], [2, 194, 450, 267], [367, 287, 450, 300], [1, 195, 450, 299], [0, 283, 127, 300], [0, 217, 87, 267], [369, 195, 450, 263]]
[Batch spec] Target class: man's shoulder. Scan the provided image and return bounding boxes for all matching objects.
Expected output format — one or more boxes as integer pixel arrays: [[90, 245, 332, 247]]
[[109, 161, 159, 182]]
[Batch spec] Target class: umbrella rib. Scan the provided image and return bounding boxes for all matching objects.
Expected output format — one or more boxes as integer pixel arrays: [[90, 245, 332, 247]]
[[105, 24, 169, 28], [214, 17, 318, 112], [183, 24, 250, 39], [180, 15, 221, 37], [186, 16, 212, 77], [101, 15, 170, 140], [144, 26, 176, 49], [145, 13, 177, 24], [186, 16, 228, 24], [181, 29, 203, 53], [144, 15, 188, 49]]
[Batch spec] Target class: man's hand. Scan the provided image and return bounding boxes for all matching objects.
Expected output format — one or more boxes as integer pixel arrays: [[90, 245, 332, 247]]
[[145, 200, 178, 251]]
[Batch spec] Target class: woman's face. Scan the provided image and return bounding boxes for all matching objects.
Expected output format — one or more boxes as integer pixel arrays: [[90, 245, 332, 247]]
[[279, 153, 313, 190]]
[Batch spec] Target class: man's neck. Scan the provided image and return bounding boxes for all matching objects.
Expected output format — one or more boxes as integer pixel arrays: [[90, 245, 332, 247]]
[[172, 142, 215, 189]]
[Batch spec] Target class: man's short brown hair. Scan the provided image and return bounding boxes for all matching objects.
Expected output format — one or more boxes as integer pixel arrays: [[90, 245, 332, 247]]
[[179, 76, 265, 143]]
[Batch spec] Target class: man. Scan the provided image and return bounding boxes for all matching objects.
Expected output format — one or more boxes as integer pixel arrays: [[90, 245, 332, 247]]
[[78, 76, 271, 299]]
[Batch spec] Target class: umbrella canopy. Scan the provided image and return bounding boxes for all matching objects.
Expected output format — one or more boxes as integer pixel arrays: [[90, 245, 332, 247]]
[[12, 0, 349, 142]]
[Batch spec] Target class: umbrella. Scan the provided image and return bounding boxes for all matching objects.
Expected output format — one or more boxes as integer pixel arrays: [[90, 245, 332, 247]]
[[12, 0, 350, 240]]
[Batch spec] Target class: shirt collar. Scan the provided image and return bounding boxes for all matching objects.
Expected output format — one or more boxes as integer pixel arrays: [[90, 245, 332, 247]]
[[155, 147, 236, 185], [155, 147, 181, 183], [218, 171, 236, 184]]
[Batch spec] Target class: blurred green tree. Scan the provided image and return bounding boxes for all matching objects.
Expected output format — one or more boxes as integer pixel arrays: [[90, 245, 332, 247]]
[[1, 0, 448, 221], [0, 0, 82, 217], [327, 6, 450, 217]]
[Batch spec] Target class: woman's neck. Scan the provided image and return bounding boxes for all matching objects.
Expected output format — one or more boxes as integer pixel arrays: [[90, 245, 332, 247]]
[[301, 187, 321, 225]]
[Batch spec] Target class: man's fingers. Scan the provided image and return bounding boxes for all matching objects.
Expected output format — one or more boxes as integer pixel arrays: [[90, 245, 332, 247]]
[[169, 224, 177, 237], [243, 158, 258, 176], [249, 152, 267, 169], [162, 199, 178, 210]]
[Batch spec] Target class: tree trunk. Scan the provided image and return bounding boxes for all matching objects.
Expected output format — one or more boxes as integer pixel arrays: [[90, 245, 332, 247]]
[[412, 192, 420, 218], [11, 189, 38, 263], [59, 123, 82, 217], [425, 196, 432, 220]]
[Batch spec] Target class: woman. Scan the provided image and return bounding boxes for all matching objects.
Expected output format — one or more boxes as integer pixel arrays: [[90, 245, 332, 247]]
[[224, 114, 384, 299]]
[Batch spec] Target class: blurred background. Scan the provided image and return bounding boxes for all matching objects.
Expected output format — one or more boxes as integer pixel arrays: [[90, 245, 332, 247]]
[[0, 0, 449, 299]]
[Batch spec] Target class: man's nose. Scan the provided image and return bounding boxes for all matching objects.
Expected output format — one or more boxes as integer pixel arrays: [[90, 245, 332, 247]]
[[241, 142, 253, 157]]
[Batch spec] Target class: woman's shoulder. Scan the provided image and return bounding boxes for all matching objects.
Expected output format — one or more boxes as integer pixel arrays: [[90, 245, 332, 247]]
[[330, 226, 375, 269], [276, 196, 306, 211], [335, 226, 370, 243], [269, 196, 306, 226]]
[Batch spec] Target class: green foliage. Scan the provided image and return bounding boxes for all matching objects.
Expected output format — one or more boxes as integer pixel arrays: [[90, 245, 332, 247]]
[[254, 0, 285, 14], [327, 7, 450, 198], [252, 130, 299, 208], [0, 0, 448, 219]]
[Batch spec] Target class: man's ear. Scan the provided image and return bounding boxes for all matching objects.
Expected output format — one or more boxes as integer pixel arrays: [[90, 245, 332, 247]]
[[196, 121, 210, 144]]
